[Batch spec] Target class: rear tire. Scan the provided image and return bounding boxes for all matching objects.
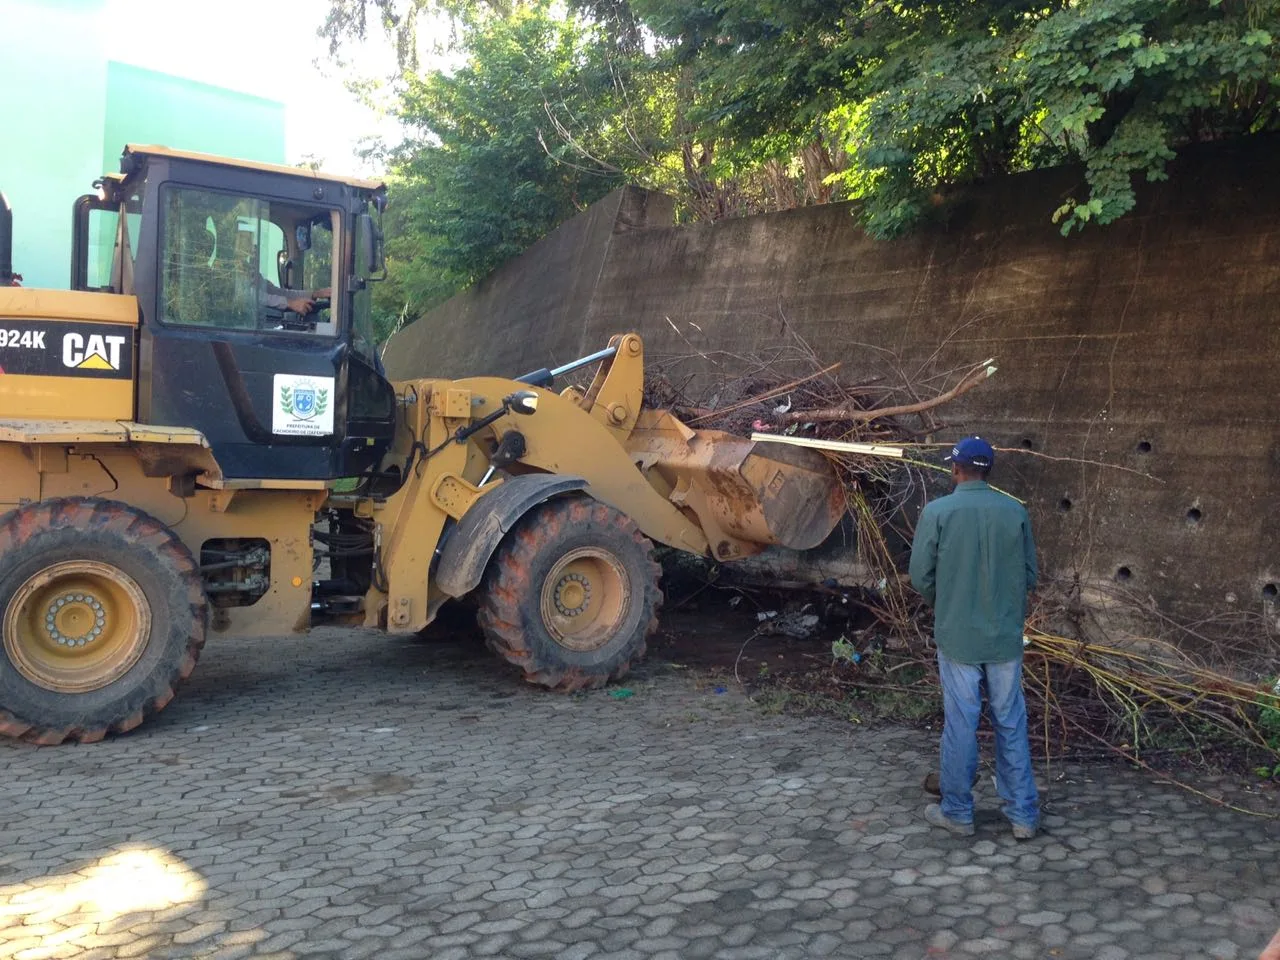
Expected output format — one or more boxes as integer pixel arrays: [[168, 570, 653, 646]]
[[0, 498, 207, 745], [477, 496, 662, 691]]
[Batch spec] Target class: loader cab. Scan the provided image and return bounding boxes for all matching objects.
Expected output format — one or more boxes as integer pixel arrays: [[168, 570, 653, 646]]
[[71, 145, 396, 481]]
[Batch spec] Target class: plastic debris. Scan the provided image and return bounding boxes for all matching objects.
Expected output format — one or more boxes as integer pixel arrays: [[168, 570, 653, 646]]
[[831, 636, 862, 664], [761, 612, 820, 639], [608, 688, 634, 699], [713, 686, 728, 695], [728, 595, 742, 608]]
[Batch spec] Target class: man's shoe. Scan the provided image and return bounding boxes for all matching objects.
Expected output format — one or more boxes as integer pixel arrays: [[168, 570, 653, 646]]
[[924, 803, 975, 836], [1011, 822, 1038, 840], [923, 770, 979, 796]]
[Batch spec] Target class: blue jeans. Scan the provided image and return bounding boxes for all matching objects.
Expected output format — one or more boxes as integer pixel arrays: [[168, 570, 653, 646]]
[[936, 651, 1039, 829]]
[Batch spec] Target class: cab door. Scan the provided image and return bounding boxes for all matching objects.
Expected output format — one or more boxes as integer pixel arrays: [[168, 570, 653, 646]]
[[138, 177, 355, 480]]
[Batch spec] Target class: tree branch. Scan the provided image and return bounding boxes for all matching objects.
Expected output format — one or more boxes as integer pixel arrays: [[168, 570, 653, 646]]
[[779, 360, 996, 426]]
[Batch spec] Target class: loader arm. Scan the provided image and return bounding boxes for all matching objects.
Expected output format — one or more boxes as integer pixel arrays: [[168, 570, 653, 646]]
[[367, 333, 845, 633], [565, 333, 846, 560]]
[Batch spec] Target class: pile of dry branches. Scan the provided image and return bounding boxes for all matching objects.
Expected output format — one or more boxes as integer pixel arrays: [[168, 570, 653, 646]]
[[645, 318, 996, 635], [646, 318, 1280, 809]]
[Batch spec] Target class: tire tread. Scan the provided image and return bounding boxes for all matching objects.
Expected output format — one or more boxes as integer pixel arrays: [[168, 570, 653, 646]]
[[0, 497, 208, 745], [477, 496, 662, 692]]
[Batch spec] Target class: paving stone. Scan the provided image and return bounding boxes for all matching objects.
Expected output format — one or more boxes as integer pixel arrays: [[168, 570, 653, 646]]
[[1019, 910, 1067, 926], [0, 628, 1274, 960]]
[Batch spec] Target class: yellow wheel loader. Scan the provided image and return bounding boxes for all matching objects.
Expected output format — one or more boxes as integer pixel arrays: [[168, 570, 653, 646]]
[[0, 146, 845, 745]]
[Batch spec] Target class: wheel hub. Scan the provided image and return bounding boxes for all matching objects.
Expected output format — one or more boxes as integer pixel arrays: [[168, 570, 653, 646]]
[[3, 560, 151, 693], [46, 593, 108, 647], [553, 573, 591, 617], [539, 547, 631, 652]]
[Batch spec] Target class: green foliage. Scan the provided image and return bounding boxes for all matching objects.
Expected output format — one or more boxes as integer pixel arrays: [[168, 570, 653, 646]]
[[831, 635, 857, 663], [1251, 681, 1280, 778], [370, 4, 630, 323], [1259, 685, 1280, 750], [324, 0, 1280, 327], [639, 0, 1280, 237], [322, 0, 515, 68]]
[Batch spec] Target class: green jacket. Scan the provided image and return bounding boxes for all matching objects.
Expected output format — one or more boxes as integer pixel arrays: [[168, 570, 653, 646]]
[[908, 480, 1038, 664]]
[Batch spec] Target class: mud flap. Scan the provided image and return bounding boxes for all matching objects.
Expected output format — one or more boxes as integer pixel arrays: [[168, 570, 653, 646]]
[[433, 474, 589, 598]]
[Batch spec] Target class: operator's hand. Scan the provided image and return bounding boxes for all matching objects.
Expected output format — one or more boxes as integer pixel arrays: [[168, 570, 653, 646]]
[[1259, 926, 1280, 960], [287, 295, 316, 314]]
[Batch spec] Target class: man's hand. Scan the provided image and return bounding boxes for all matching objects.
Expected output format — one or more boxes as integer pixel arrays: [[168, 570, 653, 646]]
[[287, 296, 315, 314], [1259, 926, 1280, 960]]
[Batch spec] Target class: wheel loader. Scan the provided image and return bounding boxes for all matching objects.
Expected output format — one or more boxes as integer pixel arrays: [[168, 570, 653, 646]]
[[0, 145, 846, 745]]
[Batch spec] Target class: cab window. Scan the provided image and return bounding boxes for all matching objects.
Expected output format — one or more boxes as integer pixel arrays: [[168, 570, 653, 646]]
[[160, 186, 339, 336], [84, 208, 119, 291]]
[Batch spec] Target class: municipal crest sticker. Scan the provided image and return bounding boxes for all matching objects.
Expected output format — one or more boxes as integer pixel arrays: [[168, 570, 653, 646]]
[[273, 374, 336, 436]]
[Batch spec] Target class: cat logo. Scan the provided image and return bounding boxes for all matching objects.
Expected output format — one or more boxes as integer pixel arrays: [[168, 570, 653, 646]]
[[62, 332, 127, 372]]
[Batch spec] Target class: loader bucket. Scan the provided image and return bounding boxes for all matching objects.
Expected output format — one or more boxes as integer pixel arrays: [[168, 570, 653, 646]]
[[732, 438, 848, 550], [627, 413, 847, 559]]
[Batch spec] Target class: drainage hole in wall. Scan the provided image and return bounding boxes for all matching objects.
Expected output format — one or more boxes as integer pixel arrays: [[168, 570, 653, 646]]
[[1059, 498, 1073, 513], [1264, 583, 1278, 601], [1115, 566, 1133, 582], [1185, 507, 1202, 525], [1020, 438, 1035, 450], [1136, 440, 1152, 454]]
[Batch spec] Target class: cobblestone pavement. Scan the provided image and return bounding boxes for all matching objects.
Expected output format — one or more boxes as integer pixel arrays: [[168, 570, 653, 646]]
[[2, 628, 1278, 960]]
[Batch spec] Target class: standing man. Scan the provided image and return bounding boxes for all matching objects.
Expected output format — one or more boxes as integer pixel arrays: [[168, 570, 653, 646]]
[[909, 436, 1040, 839]]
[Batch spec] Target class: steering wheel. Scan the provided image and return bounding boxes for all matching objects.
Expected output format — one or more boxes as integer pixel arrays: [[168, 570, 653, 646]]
[[286, 296, 330, 332], [266, 296, 331, 332]]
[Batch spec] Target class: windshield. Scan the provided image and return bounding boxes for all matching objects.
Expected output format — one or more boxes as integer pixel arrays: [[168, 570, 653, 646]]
[[160, 185, 339, 337]]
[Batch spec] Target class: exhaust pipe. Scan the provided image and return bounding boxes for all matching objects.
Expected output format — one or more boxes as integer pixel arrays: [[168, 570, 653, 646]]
[[0, 192, 12, 286]]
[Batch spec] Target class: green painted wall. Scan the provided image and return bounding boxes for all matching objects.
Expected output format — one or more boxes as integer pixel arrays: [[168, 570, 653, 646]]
[[101, 63, 286, 174], [0, 2, 284, 291], [0, 0, 108, 290]]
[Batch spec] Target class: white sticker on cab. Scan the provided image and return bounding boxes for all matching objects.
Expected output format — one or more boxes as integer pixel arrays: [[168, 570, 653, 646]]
[[273, 374, 336, 436]]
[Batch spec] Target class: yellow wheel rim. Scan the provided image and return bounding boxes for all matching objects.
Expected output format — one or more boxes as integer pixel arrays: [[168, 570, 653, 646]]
[[539, 547, 631, 652], [3, 560, 151, 693]]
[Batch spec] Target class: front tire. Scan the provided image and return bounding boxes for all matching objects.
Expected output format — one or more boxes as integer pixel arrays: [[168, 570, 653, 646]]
[[477, 496, 662, 691], [0, 498, 207, 745]]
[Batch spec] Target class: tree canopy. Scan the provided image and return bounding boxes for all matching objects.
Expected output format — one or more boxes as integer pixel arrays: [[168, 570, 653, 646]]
[[325, 0, 1280, 331]]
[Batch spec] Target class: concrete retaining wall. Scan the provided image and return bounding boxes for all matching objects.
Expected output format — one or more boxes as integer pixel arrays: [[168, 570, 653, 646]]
[[386, 137, 1280, 636]]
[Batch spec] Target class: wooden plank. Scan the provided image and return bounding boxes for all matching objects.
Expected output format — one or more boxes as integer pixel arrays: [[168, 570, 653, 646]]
[[750, 433, 907, 459]]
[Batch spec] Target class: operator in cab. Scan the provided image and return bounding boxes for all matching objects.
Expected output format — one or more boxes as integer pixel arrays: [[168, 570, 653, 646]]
[[260, 277, 330, 317], [228, 229, 330, 328]]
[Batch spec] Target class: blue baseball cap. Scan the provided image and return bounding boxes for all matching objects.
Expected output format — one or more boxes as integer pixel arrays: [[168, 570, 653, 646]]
[[946, 436, 994, 469]]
